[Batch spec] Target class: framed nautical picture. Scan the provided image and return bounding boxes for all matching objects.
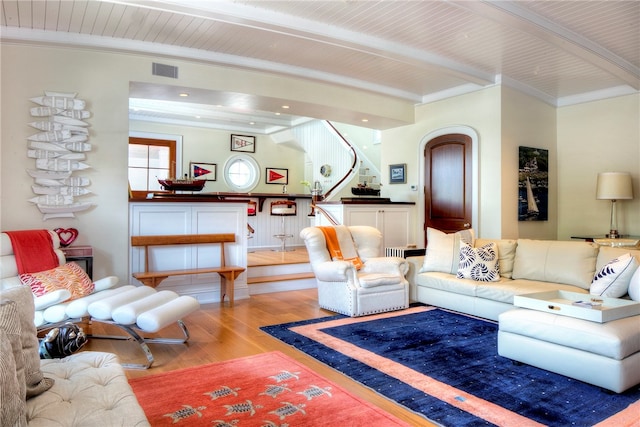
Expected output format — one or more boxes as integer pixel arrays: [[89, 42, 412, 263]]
[[266, 167, 288, 184], [190, 162, 217, 181], [389, 163, 406, 184], [518, 146, 548, 221], [230, 134, 256, 153]]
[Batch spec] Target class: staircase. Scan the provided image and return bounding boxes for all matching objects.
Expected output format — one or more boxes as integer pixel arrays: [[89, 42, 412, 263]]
[[246, 247, 316, 295]]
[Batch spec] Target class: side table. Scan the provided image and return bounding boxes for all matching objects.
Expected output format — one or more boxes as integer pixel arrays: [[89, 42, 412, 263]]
[[61, 245, 93, 279]]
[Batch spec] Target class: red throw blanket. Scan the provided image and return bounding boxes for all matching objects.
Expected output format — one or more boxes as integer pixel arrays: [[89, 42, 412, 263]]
[[318, 226, 363, 270], [5, 230, 60, 274]]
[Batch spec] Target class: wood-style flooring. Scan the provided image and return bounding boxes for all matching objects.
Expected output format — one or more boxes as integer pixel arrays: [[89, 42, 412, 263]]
[[83, 288, 433, 426]]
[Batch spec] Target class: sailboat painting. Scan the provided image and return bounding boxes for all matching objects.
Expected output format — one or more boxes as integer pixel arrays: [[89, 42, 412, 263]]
[[518, 146, 548, 221]]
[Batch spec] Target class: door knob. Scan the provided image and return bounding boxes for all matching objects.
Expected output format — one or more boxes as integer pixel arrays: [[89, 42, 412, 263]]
[[463, 223, 471, 228]]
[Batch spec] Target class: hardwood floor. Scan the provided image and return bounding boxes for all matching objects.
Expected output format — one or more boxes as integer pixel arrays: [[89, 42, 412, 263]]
[[83, 288, 432, 426], [247, 246, 310, 266]]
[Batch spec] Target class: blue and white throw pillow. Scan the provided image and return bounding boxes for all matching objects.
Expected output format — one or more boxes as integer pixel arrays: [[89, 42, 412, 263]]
[[591, 253, 638, 298], [456, 242, 500, 282]]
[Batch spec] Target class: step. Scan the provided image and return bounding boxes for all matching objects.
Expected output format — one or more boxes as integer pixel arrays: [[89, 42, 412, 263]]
[[247, 271, 315, 284]]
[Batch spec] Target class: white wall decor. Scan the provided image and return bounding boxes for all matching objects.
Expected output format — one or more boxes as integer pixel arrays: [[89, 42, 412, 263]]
[[27, 91, 94, 220]]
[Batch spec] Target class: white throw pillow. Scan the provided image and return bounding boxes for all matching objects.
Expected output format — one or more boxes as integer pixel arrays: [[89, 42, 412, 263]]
[[627, 266, 640, 301], [456, 242, 500, 282], [590, 253, 638, 298], [421, 228, 475, 274]]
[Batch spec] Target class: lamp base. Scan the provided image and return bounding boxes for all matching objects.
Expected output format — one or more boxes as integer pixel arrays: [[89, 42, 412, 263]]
[[607, 230, 621, 239]]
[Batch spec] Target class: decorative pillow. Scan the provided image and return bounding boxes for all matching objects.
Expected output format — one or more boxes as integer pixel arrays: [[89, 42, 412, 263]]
[[456, 242, 500, 282], [421, 227, 475, 274], [628, 266, 640, 301], [20, 262, 94, 301], [1, 285, 54, 399], [0, 300, 27, 425], [590, 253, 638, 298]]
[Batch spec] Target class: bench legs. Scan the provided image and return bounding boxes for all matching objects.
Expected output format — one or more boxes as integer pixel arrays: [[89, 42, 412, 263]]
[[218, 270, 242, 307]]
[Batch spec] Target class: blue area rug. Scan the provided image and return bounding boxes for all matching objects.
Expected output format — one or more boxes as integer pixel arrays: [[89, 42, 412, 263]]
[[261, 306, 640, 426]]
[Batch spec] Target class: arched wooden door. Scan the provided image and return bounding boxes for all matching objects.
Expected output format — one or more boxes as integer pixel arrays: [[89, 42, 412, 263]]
[[424, 134, 472, 240]]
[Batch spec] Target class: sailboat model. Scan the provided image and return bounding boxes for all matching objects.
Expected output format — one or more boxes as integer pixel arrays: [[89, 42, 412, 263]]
[[525, 177, 539, 216]]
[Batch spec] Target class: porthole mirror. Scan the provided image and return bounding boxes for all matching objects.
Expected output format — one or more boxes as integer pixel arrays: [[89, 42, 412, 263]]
[[223, 154, 260, 192]]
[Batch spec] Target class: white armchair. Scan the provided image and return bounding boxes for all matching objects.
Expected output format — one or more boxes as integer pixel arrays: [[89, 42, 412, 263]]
[[300, 225, 409, 317]]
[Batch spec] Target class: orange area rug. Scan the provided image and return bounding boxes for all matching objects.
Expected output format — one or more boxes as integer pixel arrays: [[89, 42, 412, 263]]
[[129, 351, 411, 426]]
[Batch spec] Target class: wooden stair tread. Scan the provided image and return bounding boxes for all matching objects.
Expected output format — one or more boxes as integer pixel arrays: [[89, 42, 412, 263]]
[[247, 272, 315, 284]]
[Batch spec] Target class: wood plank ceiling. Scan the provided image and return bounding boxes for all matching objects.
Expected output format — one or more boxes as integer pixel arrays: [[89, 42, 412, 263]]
[[1, 0, 638, 132]]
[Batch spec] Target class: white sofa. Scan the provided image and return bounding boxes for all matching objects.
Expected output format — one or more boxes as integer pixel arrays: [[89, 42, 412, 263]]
[[406, 230, 640, 392], [406, 234, 640, 321]]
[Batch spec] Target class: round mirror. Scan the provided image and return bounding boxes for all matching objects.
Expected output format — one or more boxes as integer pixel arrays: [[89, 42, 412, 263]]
[[223, 154, 259, 192]]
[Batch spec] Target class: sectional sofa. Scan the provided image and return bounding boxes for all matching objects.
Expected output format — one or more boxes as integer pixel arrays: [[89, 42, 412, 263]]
[[406, 229, 640, 321], [405, 228, 640, 393]]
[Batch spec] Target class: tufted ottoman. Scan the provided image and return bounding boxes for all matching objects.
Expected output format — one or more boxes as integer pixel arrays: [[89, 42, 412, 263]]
[[498, 308, 640, 393], [26, 351, 149, 426]]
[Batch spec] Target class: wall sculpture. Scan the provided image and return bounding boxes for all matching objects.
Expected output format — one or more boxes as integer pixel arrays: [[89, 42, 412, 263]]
[[27, 91, 93, 220]]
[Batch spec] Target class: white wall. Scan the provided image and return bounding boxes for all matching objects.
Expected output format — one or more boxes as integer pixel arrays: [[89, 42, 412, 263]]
[[381, 87, 503, 242], [0, 43, 413, 281], [2, 43, 638, 284], [557, 94, 640, 239], [129, 121, 306, 194], [501, 87, 557, 240]]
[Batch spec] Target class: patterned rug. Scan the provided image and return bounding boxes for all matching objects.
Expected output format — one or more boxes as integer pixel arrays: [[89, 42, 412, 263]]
[[261, 306, 640, 427], [129, 350, 411, 426]]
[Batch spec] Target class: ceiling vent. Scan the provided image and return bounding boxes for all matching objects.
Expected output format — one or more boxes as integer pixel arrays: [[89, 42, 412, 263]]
[[152, 63, 178, 79]]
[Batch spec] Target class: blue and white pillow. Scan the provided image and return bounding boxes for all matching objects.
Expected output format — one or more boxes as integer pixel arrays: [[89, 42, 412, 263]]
[[591, 253, 638, 298], [456, 242, 500, 282]]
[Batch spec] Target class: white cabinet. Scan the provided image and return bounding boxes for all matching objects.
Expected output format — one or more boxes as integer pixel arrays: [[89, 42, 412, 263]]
[[315, 203, 415, 248], [129, 202, 248, 303]]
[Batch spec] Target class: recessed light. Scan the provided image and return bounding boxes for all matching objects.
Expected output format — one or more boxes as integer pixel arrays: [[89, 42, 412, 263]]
[[179, 93, 189, 97], [275, 112, 281, 116], [195, 116, 201, 119], [361, 118, 369, 122], [249, 121, 255, 125], [282, 105, 290, 109]]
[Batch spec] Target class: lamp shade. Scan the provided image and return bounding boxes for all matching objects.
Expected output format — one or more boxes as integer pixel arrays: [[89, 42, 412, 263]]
[[596, 172, 633, 200]]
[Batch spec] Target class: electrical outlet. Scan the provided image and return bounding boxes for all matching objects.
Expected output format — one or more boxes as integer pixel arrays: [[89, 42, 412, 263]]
[[410, 185, 417, 191]]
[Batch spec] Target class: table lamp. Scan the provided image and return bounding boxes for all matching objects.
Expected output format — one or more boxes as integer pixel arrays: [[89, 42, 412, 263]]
[[596, 172, 633, 238]]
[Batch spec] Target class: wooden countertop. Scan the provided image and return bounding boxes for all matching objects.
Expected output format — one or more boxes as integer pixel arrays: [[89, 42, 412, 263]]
[[131, 192, 313, 212], [318, 197, 415, 205]]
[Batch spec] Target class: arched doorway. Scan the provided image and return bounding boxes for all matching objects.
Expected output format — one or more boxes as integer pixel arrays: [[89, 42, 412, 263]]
[[418, 127, 478, 246]]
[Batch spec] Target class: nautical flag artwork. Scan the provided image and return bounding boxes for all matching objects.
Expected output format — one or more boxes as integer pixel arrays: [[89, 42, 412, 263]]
[[189, 162, 217, 181], [266, 168, 288, 184]]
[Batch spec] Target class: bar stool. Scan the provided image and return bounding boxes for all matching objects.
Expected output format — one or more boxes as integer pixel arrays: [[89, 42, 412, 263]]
[[270, 200, 297, 252]]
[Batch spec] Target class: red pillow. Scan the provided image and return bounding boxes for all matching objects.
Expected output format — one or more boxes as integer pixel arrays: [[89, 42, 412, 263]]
[[20, 262, 94, 301]]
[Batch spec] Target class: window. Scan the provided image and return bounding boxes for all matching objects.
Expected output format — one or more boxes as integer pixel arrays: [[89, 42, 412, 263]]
[[128, 137, 176, 199], [224, 154, 259, 192]]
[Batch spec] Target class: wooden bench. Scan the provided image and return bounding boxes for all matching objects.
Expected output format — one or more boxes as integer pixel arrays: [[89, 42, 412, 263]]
[[131, 233, 245, 306]]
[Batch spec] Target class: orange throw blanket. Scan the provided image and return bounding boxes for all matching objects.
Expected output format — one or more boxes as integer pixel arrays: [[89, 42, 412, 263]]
[[6, 230, 59, 274], [318, 226, 363, 270]]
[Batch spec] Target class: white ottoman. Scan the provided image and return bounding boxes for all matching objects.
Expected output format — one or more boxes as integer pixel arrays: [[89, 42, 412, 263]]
[[498, 308, 640, 393]]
